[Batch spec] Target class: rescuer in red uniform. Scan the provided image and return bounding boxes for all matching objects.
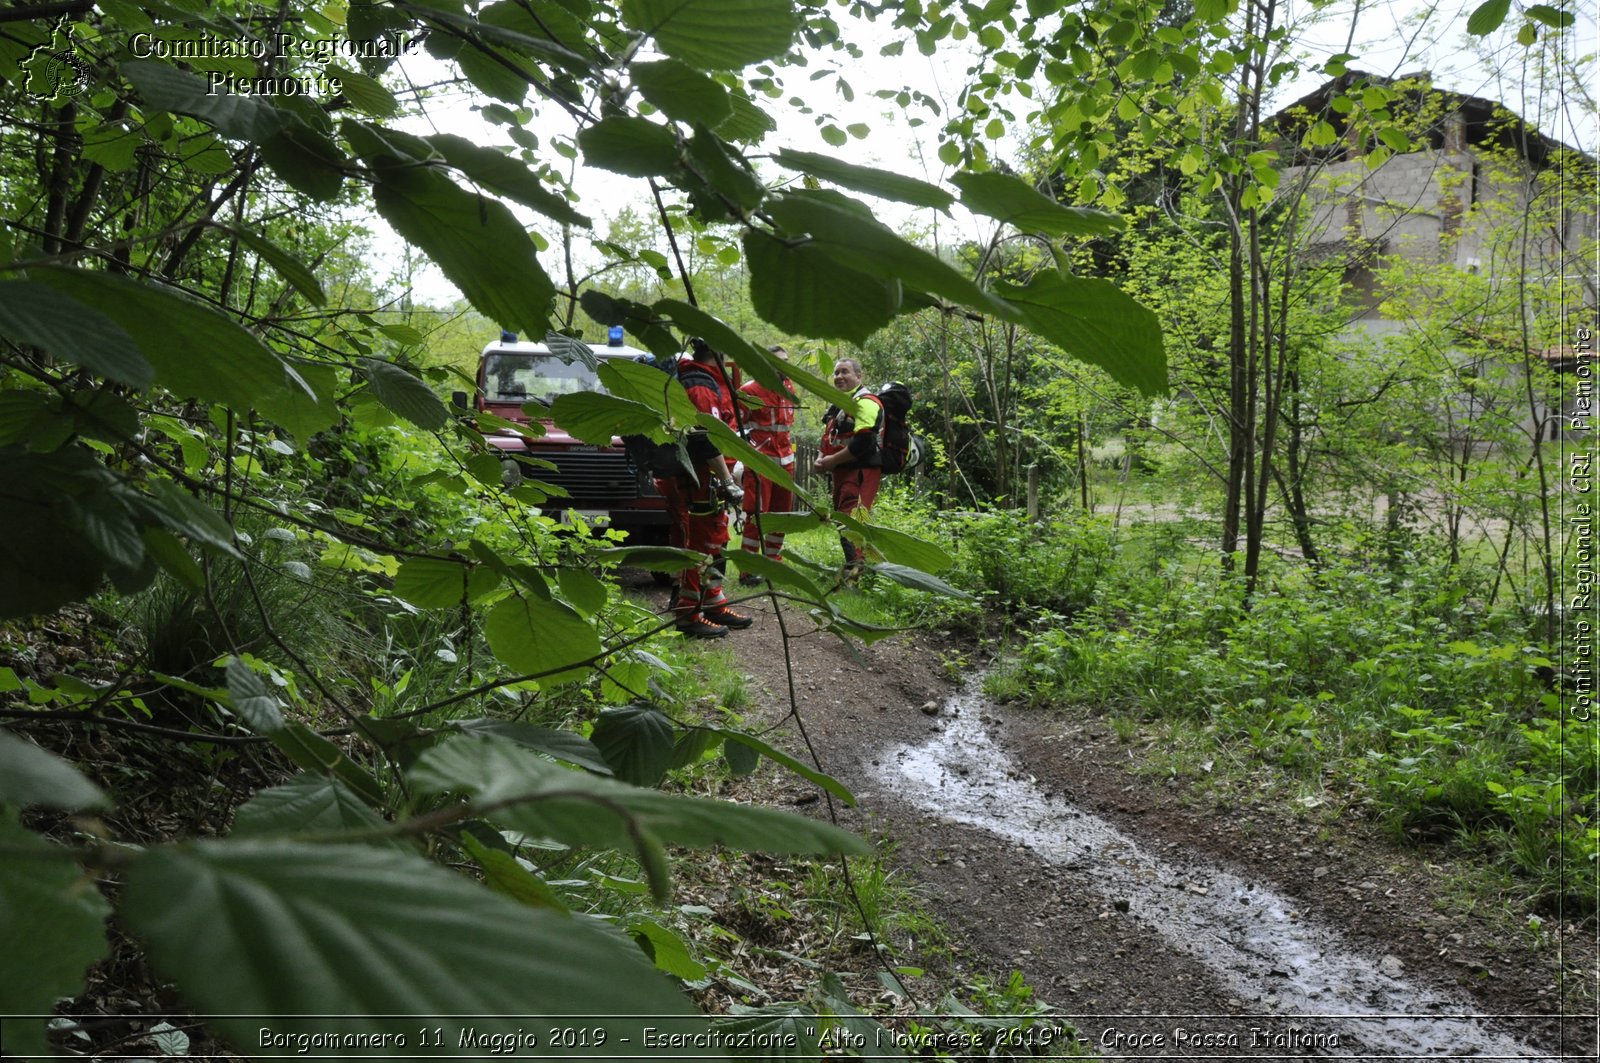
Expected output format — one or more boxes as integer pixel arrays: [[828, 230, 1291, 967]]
[[736, 345, 799, 581], [814, 357, 882, 578], [657, 339, 754, 638]]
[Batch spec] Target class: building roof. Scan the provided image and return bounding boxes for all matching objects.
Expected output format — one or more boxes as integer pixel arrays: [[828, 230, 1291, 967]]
[[1271, 72, 1581, 168]]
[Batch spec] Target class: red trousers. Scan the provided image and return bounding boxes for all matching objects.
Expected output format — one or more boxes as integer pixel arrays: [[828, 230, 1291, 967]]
[[830, 466, 881, 567], [830, 466, 881, 517], [656, 470, 729, 614], [740, 467, 794, 560]]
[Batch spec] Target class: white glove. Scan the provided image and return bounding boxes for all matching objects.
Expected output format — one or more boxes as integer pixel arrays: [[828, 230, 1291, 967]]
[[724, 481, 744, 506]]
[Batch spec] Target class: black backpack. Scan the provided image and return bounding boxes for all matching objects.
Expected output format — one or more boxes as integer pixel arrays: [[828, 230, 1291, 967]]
[[875, 381, 917, 475]]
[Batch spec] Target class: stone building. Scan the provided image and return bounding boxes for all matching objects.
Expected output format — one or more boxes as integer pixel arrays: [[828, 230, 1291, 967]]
[[1271, 73, 1595, 436]]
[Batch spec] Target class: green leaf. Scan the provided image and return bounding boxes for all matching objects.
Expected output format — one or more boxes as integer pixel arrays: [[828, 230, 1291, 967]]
[[411, 734, 869, 856], [669, 726, 718, 770], [1376, 127, 1412, 153], [366, 161, 555, 336], [269, 360, 342, 441], [0, 730, 108, 809], [0, 281, 151, 388], [723, 736, 759, 775], [475, 0, 594, 66], [426, 133, 591, 227], [1517, 19, 1538, 42], [459, 832, 568, 911], [231, 775, 403, 848], [485, 594, 603, 678], [653, 300, 849, 414], [621, 0, 798, 69], [0, 819, 109, 1056], [591, 544, 707, 573], [361, 358, 449, 429], [695, 414, 800, 497], [0, 447, 131, 617], [685, 127, 765, 213], [327, 64, 399, 116], [551, 391, 668, 445], [715, 89, 778, 143], [225, 658, 285, 734], [711, 1007, 822, 1058], [144, 477, 240, 557], [819, 971, 902, 1056], [557, 567, 609, 616], [264, 721, 389, 809], [597, 358, 700, 425], [0, 389, 56, 448], [1466, 0, 1512, 34], [820, 124, 847, 147], [826, 517, 946, 576], [715, 728, 855, 804], [393, 557, 501, 608], [1527, 3, 1575, 25], [991, 269, 1167, 397], [952, 170, 1126, 237], [739, 511, 826, 536], [123, 59, 283, 141], [121, 841, 707, 1052], [633, 59, 733, 125], [631, 918, 708, 980], [259, 120, 360, 201], [465, 1, 594, 70], [766, 192, 1010, 317], [577, 115, 682, 176], [30, 269, 327, 432], [728, 550, 824, 600], [81, 123, 141, 171], [590, 705, 678, 786], [743, 230, 900, 344], [456, 40, 534, 103], [451, 719, 614, 775], [224, 227, 327, 307], [868, 561, 970, 598], [141, 527, 204, 592]]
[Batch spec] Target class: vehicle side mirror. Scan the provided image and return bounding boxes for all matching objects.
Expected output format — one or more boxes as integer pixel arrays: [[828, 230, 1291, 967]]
[[451, 390, 470, 411]]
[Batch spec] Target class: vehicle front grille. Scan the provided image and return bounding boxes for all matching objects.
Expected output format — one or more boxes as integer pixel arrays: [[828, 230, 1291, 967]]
[[518, 449, 656, 504]]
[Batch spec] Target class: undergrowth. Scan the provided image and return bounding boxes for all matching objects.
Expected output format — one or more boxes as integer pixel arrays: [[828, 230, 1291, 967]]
[[859, 495, 1597, 919]]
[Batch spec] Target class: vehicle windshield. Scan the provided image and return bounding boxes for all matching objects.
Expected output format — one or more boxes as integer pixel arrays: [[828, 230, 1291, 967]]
[[482, 352, 603, 405]]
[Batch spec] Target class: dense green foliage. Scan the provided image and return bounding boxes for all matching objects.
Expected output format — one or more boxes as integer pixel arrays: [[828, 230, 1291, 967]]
[[0, 0, 1177, 1054], [857, 496, 1597, 914], [1, 0, 1591, 1055]]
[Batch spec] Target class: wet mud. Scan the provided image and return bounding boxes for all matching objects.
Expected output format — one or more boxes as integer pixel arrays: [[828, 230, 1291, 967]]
[[873, 681, 1560, 1061]]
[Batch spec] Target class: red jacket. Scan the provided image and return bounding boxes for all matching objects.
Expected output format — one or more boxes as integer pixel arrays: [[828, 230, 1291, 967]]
[[739, 377, 797, 465], [677, 355, 737, 428], [675, 355, 738, 471]]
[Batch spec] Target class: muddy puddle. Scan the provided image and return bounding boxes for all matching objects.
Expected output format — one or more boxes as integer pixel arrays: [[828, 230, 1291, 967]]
[[879, 683, 1553, 1061]]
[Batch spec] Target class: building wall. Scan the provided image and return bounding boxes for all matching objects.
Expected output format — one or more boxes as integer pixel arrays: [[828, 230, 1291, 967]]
[[1282, 145, 1595, 446]]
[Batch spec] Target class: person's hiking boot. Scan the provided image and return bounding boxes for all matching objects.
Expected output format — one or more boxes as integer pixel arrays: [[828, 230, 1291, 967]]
[[702, 605, 754, 630], [676, 614, 729, 639]]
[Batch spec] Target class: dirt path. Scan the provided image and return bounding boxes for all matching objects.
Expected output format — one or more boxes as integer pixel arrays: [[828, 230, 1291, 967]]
[[721, 593, 1597, 1060]]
